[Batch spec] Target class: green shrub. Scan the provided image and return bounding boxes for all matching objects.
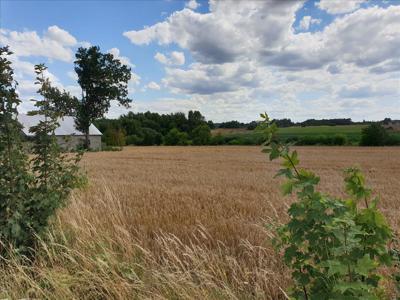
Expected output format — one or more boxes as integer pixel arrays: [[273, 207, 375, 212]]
[[140, 127, 163, 145], [386, 134, 400, 146], [228, 138, 241, 145], [332, 133, 348, 145], [210, 133, 224, 145], [191, 124, 211, 145], [104, 127, 126, 146], [126, 134, 143, 145], [260, 112, 394, 299], [164, 128, 189, 145], [360, 123, 388, 146], [0, 51, 85, 256]]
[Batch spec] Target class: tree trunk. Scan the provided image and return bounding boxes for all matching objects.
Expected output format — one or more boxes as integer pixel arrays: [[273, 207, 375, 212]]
[[85, 129, 90, 150]]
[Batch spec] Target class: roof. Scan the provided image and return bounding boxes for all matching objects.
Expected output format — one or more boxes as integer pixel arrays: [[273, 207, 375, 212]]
[[18, 114, 102, 136]]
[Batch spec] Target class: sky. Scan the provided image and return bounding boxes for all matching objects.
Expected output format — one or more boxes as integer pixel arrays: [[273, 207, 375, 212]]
[[1, 0, 399, 122]]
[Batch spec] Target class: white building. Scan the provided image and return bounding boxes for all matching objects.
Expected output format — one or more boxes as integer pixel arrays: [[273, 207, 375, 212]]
[[18, 114, 102, 150]]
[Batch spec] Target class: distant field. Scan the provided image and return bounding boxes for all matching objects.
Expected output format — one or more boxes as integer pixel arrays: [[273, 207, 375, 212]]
[[5, 146, 399, 299], [213, 124, 368, 144], [278, 124, 366, 143]]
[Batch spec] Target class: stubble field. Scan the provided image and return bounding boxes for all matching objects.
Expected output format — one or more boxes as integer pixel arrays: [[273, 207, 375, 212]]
[[2, 146, 399, 299]]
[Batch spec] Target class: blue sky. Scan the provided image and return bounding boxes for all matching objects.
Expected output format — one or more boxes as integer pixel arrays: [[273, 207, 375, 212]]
[[1, 0, 399, 122]]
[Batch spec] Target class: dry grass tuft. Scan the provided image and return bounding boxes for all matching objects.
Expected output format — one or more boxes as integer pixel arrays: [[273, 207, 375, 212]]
[[1, 146, 399, 299]]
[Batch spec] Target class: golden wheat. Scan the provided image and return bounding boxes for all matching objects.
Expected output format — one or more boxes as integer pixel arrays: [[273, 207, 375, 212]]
[[1, 146, 399, 299]]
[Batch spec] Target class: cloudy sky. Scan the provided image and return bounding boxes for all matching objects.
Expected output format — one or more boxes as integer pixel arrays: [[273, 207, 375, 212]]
[[1, 0, 399, 122]]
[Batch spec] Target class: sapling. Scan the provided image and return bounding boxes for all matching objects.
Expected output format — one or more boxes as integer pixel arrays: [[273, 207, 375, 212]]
[[260, 113, 394, 299]]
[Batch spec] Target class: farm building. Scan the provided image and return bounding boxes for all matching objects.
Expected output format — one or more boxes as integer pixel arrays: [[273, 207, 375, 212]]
[[18, 114, 102, 150]]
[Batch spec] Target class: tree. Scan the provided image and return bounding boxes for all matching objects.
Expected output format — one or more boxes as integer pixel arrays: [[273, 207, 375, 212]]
[[188, 110, 205, 132], [191, 124, 211, 145], [0, 47, 33, 252], [26, 64, 85, 252], [104, 127, 126, 146], [260, 113, 394, 299], [140, 127, 163, 146], [360, 123, 388, 146], [74, 46, 132, 149], [0, 49, 84, 255], [164, 128, 189, 145]]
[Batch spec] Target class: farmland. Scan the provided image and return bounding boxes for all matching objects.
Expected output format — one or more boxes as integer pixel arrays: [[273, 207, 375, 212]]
[[212, 124, 367, 145], [2, 146, 399, 299]]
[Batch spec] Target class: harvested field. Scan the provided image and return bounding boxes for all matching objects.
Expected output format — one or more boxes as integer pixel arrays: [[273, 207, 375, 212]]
[[2, 146, 400, 299]]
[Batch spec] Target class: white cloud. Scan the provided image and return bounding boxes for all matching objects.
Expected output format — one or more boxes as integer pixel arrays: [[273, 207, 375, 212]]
[[108, 47, 135, 67], [124, 2, 400, 121], [146, 81, 161, 90], [45, 25, 77, 46], [299, 16, 321, 30], [154, 51, 185, 65], [154, 52, 168, 64], [186, 0, 200, 10], [316, 0, 366, 14], [124, 1, 304, 64], [0, 26, 78, 62]]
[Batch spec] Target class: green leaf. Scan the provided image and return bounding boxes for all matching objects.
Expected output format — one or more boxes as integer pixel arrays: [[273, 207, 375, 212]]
[[281, 181, 293, 195], [355, 255, 378, 276]]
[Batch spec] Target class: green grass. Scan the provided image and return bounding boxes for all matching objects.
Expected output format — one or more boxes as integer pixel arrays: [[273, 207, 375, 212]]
[[213, 125, 367, 145], [278, 125, 366, 144], [213, 125, 400, 146]]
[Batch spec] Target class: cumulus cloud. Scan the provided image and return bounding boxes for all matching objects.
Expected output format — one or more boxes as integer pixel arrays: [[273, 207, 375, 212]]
[[0, 26, 78, 62], [146, 81, 161, 90], [299, 16, 321, 30], [316, 0, 366, 14], [185, 0, 199, 10], [162, 62, 263, 95], [154, 51, 185, 65], [124, 1, 304, 64], [108, 47, 135, 67], [125, 3, 400, 72], [123, 1, 400, 121]]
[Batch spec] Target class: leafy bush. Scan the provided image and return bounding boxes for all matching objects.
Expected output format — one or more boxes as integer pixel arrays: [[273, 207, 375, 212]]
[[104, 127, 126, 146], [386, 134, 400, 146], [210, 133, 224, 145], [140, 127, 163, 145], [332, 133, 348, 145], [360, 123, 388, 146], [260, 113, 395, 299], [126, 134, 143, 145], [164, 128, 189, 145], [293, 134, 348, 146], [0, 49, 85, 255], [191, 124, 211, 145]]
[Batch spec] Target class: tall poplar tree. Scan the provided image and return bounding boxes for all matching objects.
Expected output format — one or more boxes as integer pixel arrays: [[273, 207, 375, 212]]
[[74, 46, 132, 149]]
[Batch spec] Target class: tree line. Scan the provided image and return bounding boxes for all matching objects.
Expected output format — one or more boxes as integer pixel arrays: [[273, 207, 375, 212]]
[[95, 110, 213, 146]]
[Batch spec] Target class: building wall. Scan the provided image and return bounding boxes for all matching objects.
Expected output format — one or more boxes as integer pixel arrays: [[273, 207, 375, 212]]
[[56, 135, 102, 150]]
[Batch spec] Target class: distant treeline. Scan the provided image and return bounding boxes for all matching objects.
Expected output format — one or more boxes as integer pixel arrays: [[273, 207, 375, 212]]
[[216, 117, 400, 130], [94, 111, 400, 147], [95, 111, 214, 146]]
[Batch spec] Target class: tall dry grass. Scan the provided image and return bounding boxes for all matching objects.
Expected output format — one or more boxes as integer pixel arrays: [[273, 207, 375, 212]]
[[1, 146, 399, 299]]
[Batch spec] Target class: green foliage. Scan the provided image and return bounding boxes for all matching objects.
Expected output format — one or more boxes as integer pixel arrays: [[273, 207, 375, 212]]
[[164, 128, 189, 146], [260, 112, 394, 299], [360, 123, 389, 146], [74, 46, 132, 149], [140, 127, 163, 146], [392, 235, 400, 299], [0, 47, 34, 254], [104, 127, 126, 146], [191, 124, 211, 145], [0, 50, 85, 256]]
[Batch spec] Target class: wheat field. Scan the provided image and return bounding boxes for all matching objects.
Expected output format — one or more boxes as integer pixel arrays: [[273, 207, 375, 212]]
[[1, 146, 399, 299]]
